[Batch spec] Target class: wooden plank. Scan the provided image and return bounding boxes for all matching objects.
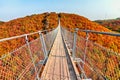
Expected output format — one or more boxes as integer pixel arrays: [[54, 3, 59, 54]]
[[41, 26, 71, 80], [65, 41, 81, 80], [63, 32, 81, 80]]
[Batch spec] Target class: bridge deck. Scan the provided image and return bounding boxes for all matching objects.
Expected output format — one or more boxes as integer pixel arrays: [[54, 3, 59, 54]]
[[41, 27, 71, 80]]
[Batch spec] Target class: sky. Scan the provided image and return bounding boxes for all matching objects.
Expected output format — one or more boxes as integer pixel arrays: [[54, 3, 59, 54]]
[[0, 0, 120, 21]]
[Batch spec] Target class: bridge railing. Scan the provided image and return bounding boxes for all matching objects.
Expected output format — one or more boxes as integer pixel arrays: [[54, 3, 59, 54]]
[[61, 27, 74, 52], [61, 27, 120, 80], [43, 27, 58, 55], [0, 27, 58, 80]]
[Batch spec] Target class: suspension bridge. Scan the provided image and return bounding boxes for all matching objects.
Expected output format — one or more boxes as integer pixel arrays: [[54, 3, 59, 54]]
[[0, 21, 120, 80]]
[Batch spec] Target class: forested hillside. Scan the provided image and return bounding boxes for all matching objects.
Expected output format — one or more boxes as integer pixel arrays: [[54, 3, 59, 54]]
[[0, 12, 58, 56], [95, 18, 120, 32], [60, 13, 120, 53], [59, 13, 120, 79], [0, 21, 4, 25]]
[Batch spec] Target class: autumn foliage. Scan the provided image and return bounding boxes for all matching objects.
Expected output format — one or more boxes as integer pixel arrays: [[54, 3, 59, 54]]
[[0, 12, 58, 56], [60, 13, 120, 79], [95, 18, 120, 32], [0, 21, 4, 25], [59, 13, 120, 53]]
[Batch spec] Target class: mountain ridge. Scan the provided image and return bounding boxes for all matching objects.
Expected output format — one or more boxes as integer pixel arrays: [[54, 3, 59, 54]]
[[94, 18, 120, 32]]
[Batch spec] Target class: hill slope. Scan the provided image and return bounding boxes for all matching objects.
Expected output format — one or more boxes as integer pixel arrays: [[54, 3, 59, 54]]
[[0, 21, 4, 25], [59, 13, 120, 80], [0, 12, 58, 55], [60, 13, 120, 53], [0, 12, 120, 55], [95, 18, 120, 32], [0, 12, 58, 39]]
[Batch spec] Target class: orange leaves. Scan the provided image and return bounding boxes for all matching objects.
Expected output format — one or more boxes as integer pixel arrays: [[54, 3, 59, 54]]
[[95, 19, 120, 32], [60, 13, 120, 79], [0, 12, 58, 55], [60, 13, 120, 53]]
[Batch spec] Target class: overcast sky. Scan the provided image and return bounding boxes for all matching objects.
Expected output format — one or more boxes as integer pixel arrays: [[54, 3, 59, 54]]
[[0, 0, 120, 21]]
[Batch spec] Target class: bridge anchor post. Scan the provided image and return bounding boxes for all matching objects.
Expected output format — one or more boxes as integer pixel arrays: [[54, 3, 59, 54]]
[[39, 32, 48, 59], [72, 28, 79, 60], [25, 35, 40, 80]]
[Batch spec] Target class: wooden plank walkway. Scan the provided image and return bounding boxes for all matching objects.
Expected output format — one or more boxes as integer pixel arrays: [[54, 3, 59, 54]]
[[41, 26, 71, 80]]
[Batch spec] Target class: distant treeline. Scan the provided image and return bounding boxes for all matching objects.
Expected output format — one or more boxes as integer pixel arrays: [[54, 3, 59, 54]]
[[94, 18, 120, 32]]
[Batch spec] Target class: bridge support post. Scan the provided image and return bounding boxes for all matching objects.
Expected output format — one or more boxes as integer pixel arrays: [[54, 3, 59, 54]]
[[81, 32, 89, 79], [72, 28, 78, 60], [84, 32, 89, 65], [39, 32, 48, 59], [25, 35, 40, 80]]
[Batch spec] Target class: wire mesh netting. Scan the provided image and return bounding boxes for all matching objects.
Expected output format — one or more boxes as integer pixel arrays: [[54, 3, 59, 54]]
[[61, 27, 120, 80], [43, 28, 58, 54], [61, 27, 74, 52], [0, 28, 58, 80], [0, 44, 36, 80], [76, 33, 120, 79], [29, 38, 44, 72]]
